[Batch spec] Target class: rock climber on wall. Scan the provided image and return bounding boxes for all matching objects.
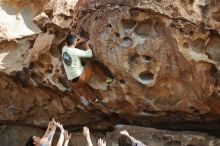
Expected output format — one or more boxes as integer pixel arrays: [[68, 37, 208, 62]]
[[62, 34, 93, 88]]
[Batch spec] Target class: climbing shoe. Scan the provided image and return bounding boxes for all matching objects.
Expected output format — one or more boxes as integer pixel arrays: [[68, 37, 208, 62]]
[[106, 77, 113, 84]]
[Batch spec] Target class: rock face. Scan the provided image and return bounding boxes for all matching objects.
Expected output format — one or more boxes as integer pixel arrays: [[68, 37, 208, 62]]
[[1, 0, 220, 145], [80, 0, 220, 120]]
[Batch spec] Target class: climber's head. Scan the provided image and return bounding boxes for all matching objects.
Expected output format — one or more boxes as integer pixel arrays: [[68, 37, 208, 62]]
[[26, 135, 41, 146], [66, 34, 77, 47]]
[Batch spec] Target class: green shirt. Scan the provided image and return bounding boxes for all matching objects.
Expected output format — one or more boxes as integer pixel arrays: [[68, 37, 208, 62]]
[[62, 46, 93, 80]]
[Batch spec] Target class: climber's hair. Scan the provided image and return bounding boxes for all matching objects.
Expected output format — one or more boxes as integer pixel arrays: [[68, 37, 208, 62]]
[[66, 34, 77, 46], [26, 136, 34, 146]]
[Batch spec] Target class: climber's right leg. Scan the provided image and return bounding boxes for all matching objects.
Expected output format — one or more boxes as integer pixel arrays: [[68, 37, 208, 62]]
[[72, 61, 93, 88]]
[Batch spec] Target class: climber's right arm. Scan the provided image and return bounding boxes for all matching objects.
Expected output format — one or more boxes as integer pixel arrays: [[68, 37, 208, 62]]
[[68, 48, 93, 58]]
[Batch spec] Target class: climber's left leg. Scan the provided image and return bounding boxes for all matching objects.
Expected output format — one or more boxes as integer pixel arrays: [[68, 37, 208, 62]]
[[80, 61, 93, 83]]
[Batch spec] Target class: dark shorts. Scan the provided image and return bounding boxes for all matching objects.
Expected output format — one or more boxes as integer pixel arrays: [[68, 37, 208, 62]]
[[72, 77, 80, 83]]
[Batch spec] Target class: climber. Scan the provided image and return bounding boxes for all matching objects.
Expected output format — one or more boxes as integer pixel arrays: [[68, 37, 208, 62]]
[[26, 119, 57, 146], [62, 34, 94, 88]]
